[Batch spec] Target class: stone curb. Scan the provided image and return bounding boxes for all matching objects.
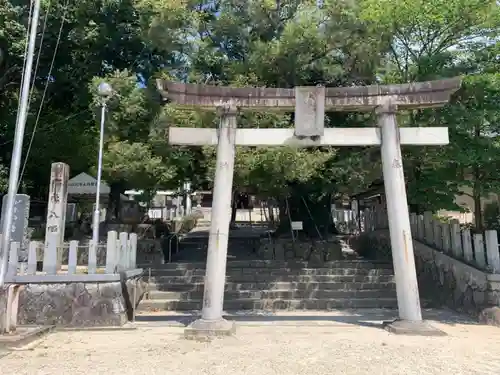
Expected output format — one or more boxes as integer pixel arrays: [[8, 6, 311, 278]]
[[0, 325, 54, 350], [56, 322, 138, 332]]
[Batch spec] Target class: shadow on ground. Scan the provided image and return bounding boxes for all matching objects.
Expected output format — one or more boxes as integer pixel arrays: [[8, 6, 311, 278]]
[[134, 308, 478, 328]]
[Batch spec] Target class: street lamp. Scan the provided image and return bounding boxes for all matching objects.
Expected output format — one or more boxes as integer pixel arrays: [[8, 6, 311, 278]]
[[91, 82, 113, 249]]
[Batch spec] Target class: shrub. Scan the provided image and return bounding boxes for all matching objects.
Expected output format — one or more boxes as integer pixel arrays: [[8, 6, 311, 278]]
[[178, 213, 200, 234], [31, 226, 45, 240], [349, 232, 392, 261], [191, 209, 204, 220], [433, 214, 453, 223]]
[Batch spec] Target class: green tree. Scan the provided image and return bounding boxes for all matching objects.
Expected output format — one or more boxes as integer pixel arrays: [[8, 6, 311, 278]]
[[155, 0, 387, 236], [360, 0, 499, 82], [0, 0, 186, 198], [437, 73, 500, 230], [358, 0, 500, 214], [2, 0, 499, 235], [0, 161, 8, 193]]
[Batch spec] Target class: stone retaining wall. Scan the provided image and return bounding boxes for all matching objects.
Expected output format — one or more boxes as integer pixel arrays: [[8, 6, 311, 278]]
[[351, 230, 500, 324], [0, 276, 147, 328]]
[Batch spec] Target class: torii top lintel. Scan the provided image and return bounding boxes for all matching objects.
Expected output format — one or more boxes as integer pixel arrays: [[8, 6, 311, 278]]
[[156, 77, 461, 112]]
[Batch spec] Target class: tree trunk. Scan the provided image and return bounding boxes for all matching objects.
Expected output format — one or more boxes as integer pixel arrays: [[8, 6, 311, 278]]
[[473, 165, 483, 232], [473, 123, 483, 232], [108, 180, 126, 221], [230, 190, 237, 227], [267, 202, 275, 223], [276, 189, 337, 238], [411, 163, 422, 214]]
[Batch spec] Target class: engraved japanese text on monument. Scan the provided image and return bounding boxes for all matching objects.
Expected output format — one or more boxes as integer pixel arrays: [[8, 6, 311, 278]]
[[45, 163, 70, 249], [294, 86, 325, 137], [1, 194, 30, 261]]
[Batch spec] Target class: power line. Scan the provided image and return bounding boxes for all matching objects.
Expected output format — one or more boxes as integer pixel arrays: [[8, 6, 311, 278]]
[[0, 109, 91, 147], [14, 0, 34, 125], [5, 1, 150, 181], [0, 0, 43, 287], [27, 0, 51, 109], [19, 0, 69, 187]]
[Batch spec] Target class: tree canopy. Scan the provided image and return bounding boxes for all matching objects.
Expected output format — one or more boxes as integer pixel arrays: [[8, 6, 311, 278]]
[[0, 0, 499, 230]]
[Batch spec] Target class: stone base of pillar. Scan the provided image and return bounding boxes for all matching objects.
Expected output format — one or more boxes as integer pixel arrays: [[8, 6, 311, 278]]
[[184, 318, 235, 340], [383, 319, 446, 336]]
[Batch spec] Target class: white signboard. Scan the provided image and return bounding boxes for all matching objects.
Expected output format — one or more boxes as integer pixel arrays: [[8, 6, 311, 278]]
[[291, 221, 303, 231], [68, 172, 110, 195]]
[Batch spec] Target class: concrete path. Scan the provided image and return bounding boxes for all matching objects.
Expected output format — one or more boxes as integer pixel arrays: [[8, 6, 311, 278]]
[[2, 309, 500, 375]]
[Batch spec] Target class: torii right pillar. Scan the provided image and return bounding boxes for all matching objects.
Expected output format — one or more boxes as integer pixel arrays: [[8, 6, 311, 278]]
[[378, 100, 444, 335]]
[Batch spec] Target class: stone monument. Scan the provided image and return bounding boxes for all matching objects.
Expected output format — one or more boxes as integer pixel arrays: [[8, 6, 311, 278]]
[[0, 194, 30, 261], [44, 163, 70, 265]]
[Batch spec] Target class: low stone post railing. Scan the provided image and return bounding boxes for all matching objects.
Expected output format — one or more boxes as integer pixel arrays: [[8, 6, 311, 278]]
[[363, 207, 500, 274], [5, 230, 139, 280]]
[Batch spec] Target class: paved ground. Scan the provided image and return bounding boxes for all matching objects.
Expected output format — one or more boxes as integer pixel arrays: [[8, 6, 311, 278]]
[[2, 309, 500, 375]]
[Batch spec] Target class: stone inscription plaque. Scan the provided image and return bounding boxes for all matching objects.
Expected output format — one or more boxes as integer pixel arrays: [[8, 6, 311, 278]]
[[1, 194, 30, 261], [44, 162, 70, 249], [294, 86, 325, 137]]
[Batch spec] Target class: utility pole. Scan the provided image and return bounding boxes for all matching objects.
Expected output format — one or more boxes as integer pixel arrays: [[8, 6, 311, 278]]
[[0, 0, 42, 286]]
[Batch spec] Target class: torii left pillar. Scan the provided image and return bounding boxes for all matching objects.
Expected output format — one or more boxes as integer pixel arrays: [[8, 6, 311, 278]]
[[184, 103, 237, 338]]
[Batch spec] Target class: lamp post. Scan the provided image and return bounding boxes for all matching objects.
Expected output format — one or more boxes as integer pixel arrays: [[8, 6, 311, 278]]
[[91, 82, 113, 249]]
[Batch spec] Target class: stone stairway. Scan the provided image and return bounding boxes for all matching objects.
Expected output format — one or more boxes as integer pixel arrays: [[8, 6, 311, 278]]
[[169, 226, 265, 263], [136, 260, 398, 312]]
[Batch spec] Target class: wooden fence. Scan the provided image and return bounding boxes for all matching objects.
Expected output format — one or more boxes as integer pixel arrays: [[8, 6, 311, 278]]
[[5, 231, 138, 281], [363, 207, 500, 274]]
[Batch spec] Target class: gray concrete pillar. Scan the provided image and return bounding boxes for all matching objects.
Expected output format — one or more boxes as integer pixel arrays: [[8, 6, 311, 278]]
[[378, 102, 444, 336], [184, 103, 237, 339]]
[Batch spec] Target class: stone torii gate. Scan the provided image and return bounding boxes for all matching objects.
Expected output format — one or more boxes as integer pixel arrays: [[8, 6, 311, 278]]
[[157, 78, 461, 338]]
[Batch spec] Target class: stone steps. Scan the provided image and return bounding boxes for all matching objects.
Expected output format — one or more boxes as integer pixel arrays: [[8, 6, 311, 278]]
[[147, 268, 394, 277], [138, 260, 394, 270], [136, 298, 399, 311], [147, 281, 396, 292], [148, 274, 395, 284], [145, 289, 395, 300], [136, 259, 398, 312]]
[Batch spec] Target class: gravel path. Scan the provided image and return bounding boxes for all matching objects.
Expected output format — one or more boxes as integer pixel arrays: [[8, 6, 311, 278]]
[[2, 311, 500, 375]]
